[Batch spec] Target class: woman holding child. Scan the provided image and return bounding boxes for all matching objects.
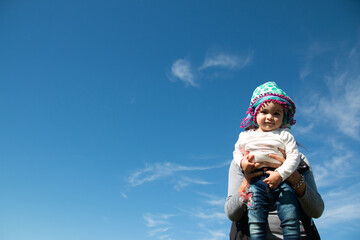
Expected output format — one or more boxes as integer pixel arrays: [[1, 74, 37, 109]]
[[225, 82, 324, 239]]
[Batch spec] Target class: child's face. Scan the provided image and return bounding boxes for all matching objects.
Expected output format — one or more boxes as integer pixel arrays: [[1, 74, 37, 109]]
[[256, 102, 284, 132]]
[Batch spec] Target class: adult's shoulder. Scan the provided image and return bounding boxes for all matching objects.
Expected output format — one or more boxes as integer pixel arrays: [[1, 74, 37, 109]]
[[299, 153, 311, 168]]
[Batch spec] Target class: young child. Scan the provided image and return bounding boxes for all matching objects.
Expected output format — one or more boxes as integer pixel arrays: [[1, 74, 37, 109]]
[[233, 81, 301, 239]]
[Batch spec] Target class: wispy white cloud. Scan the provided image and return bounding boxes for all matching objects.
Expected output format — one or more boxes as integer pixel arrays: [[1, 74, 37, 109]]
[[195, 222, 229, 240], [191, 210, 227, 221], [299, 64, 312, 81], [299, 43, 360, 140], [170, 59, 197, 87], [207, 230, 228, 240], [319, 77, 360, 140], [129, 97, 135, 104], [144, 213, 175, 240], [199, 52, 253, 70], [310, 136, 355, 187], [316, 183, 360, 229], [158, 234, 173, 240], [313, 152, 353, 188], [140, 176, 228, 239], [299, 42, 328, 80], [131, 161, 228, 240], [196, 192, 225, 206], [178, 207, 227, 223], [144, 206, 228, 240], [197, 218, 229, 239], [127, 162, 225, 187], [296, 42, 360, 238], [169, 51, 253, 87], [174, 176, 212, 191], [143, 213, 174, 228], [188, 153, 223, 160], [292, 123, 314, 135], [148, 227, 170, 237], [120, 192, 128, 199]]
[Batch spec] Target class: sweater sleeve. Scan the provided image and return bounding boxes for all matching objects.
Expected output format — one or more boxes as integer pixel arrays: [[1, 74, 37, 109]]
[[296, 154, 325, 218], [233, 132, 245, 167], [275, 129, 300, 180], [224, 159, 247, 221]]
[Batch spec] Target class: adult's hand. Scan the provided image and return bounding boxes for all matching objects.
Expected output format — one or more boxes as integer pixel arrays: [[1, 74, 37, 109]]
[[238, 152, 263, 197], [267, 148, 306, 196], [267, 147, 286, 166], [241, 152, 263, 179]]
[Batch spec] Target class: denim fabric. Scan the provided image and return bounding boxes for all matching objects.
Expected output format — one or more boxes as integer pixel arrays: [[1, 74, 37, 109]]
[[247, 174, 300, 240]]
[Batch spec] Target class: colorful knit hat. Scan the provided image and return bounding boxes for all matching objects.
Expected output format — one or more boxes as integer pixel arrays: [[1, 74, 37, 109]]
[[240, 81, 296, 129]]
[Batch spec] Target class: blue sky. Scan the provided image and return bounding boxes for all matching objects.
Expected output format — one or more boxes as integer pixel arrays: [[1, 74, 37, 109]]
[[1, 1, 360, 239]]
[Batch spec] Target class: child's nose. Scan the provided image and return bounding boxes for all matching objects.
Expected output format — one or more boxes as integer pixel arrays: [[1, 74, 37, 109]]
[[266, 114, 273, 119]]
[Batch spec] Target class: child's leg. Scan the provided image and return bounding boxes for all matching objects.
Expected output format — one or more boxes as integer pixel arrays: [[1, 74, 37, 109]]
[[275, 182, 300, 240], [247, 175, 269, 240]]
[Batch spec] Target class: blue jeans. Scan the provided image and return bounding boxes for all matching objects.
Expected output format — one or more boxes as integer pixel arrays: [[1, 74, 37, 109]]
[[247, 174, 300, 240]]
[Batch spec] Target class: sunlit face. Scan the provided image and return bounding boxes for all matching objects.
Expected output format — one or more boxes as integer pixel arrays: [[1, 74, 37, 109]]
[[256, 102, 284, 132]]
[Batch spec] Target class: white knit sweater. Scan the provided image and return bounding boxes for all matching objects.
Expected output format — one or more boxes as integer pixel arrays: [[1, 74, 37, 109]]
[[233, 128, 300, 180]]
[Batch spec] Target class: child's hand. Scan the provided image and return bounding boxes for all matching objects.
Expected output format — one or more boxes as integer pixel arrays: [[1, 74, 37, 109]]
[[263, 171, 282, 189]]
